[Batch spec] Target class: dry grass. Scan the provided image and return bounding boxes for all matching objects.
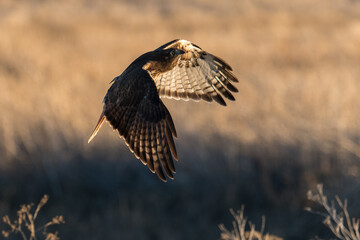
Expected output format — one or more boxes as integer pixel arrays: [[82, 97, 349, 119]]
[[219, 207, 283, 240], [2, 195, 65, 240], [0, 0, 360, 239], [307, 184, 360, 240], [1, 0, 360, 165]]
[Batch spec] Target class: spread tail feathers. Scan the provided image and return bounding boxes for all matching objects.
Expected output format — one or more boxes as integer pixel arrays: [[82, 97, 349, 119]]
[[88, 110, 105, 143]]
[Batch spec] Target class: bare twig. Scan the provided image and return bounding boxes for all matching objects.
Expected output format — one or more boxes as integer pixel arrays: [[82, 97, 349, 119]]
[[219, 206, 283, 240], [306, 184, 360, 240], [2, 195, 65, 240]]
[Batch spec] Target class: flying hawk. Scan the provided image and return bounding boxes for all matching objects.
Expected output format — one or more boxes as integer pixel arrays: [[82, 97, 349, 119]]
[[88, 39, 238, 181]]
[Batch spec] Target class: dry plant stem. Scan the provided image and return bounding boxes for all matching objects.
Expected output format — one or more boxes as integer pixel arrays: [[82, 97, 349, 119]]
[[219, 206, 282, 240], [306, 184, 360, 240], [1, 195, 65, 240]]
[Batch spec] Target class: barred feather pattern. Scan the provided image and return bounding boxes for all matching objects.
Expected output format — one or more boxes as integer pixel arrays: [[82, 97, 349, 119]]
[[89, 39, 239, 181], [103, 70, 177, 182], [155, 39, 239, 106]]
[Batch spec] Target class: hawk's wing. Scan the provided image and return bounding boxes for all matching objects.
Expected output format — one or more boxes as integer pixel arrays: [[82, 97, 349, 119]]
[[90, 70, 178, 181], [154, 39, 239, 106]]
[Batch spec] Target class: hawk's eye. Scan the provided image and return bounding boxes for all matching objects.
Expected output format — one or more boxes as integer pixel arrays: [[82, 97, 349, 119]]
[[170, 50, 175, 57]]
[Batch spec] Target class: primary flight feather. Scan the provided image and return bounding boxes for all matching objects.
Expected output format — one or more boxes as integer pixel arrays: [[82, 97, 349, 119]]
[[88, 39, 238, 181]]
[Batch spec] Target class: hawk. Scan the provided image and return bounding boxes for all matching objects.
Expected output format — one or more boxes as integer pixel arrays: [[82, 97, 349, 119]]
[[88, 39, 238, 181]]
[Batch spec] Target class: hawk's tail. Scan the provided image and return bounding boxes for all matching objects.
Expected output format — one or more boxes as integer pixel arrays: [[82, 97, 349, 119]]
[[88, 110, 106, 143]]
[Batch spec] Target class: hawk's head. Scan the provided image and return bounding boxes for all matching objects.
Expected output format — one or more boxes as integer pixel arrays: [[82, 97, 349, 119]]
[[142, 48, 184, 78]]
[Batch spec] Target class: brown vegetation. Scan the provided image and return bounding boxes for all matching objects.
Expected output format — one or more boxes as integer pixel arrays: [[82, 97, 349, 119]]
[[219, 207, 283, 240], [0, 0, 360, 239], [2, 195, 65, 240], [307, 184, 360, 240]]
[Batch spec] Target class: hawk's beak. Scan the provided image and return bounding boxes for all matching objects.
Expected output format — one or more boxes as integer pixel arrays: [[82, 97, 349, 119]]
[[175, 49, 185, 55]]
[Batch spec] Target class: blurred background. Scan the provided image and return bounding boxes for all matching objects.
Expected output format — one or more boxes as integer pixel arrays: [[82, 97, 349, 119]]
[[0, 0, 360, 239]]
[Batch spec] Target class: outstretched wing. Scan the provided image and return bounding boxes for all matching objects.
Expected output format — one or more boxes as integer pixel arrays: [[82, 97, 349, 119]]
[[89, 71, 178, 181], [154, 39, 239, 106]]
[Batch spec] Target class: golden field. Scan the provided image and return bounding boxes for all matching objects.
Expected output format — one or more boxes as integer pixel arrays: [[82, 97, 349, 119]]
[[0, 0, 360, 239]]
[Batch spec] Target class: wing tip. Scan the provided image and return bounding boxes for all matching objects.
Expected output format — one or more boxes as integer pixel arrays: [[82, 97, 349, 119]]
[[159, 174, 175, 182]]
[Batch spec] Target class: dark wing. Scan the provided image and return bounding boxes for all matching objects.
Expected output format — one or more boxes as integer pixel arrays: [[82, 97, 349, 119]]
[[99, 70, 178, 181], [154, 39, 239, 106]]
